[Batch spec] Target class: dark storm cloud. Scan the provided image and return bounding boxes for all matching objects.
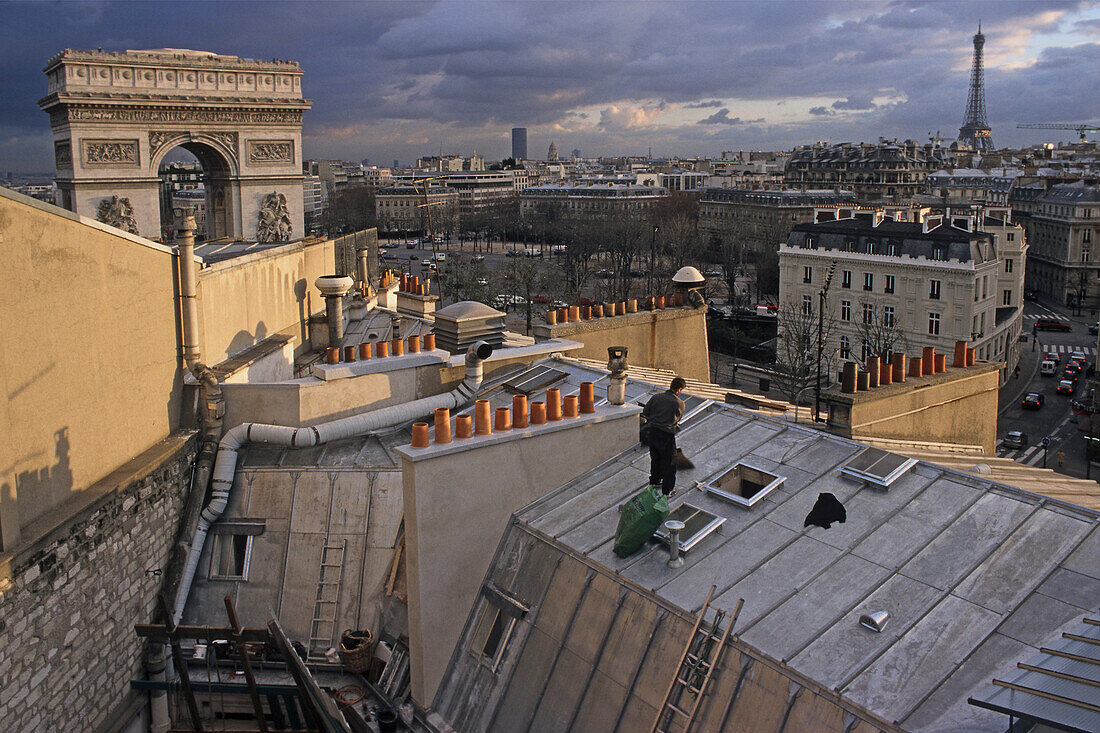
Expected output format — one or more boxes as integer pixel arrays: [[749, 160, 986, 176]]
[[1, 0, 1097, 169]]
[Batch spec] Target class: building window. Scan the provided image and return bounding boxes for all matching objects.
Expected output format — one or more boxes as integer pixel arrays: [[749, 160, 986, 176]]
[[861, 340, 871, 362], [209, 534, 252, 581], [863, 272, 873, 291], [802, 294, 813, 315], [933, 247, 945, 260], [841, 300, 851, 322], [803, 266, 812, 283], [469, 599, 518, 672], [842, 270, 852, 289], [884, 274, 895, 294], [928, 312, 941, 336], [1005, 258, 1013, 273], [1085, 248, 1091, 263], [840, 335, 850, 359], [929, 280, 940, 300], [883, 306, 896, 327], [1085, 229, 1093, 244], [862, 302, 874, 325], [1003, 289, 1011, 305], [1007, 232, 1015, 241], [885, 242, 898, 256]]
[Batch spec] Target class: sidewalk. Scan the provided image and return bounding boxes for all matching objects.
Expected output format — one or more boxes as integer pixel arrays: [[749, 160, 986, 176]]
[[999, 335, 1041, 415]]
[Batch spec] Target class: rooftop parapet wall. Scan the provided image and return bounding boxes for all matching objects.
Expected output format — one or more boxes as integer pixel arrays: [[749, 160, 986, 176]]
[[825, 348, 1001, 454], [395, 402, 643, 707], [532, 300, 710, 382]]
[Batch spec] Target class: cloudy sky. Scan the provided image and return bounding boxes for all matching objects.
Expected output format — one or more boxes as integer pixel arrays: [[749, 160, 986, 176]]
[[2, 0, 1098, 173]]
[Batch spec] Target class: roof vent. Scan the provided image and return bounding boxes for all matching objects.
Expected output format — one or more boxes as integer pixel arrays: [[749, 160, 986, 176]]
[[859, 611, 889, 632], [704, 462, 784, 508], [503, 364, 567, 395], [432, 301, 506, 354], [840, 447, 916, 489]]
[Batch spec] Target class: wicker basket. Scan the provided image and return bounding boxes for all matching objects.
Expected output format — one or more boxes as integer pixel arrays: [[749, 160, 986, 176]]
[[338, 629, 374, 673]]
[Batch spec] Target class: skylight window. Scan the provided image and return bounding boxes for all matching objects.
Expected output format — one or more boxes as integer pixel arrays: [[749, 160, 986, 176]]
[[503, 365, 567, 395], [840, 447, 916, 489], [704, 462, 785, 507], [652, 503, 725, 552]]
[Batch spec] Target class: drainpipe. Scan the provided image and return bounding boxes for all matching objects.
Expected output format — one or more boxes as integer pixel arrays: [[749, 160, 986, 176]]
[[172, 340, 494, 623], [149, 209, 226, 733]]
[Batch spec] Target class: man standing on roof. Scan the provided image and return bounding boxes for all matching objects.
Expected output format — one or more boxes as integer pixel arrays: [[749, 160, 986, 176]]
[[642, 376, 686, 496]]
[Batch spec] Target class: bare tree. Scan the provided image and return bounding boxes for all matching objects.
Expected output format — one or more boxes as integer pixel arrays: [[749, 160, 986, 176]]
[[854, 305, 909, 364], [775, 300, 834, 404]]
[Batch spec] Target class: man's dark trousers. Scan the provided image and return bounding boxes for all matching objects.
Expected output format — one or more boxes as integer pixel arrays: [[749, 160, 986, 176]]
[[648, 428, 677, 495]]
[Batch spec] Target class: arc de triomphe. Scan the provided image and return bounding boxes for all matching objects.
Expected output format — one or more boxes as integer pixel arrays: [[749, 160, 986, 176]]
[[39, 48, 312, 242]]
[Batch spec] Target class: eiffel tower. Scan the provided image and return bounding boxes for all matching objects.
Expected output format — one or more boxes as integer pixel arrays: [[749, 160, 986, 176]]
[[958, 23, 994, 150]]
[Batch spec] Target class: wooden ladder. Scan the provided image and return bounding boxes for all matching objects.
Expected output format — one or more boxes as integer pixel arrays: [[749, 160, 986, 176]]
[[651, 586, 742, 733], [307, 540, 346, 659]]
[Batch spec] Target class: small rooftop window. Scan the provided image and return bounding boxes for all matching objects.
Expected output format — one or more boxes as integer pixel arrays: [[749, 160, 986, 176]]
[[653, 503, 725, 553], [704, 462, 785, 508], [503, 365, 567, 395], [840, 447, 916, 489]]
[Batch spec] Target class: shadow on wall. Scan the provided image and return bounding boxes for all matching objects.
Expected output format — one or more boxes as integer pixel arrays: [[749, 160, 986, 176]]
[[12, 427, 74, 529], [294, 278, 310, 346], [226, 322, 269, 359]]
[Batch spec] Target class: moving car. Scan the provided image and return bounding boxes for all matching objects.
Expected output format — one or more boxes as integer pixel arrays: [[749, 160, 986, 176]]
[[1045, 351, 1060, 364], [1021, 393, 1044, 410], [1090, 323, 1099, 335], [1034, 318, 1071, 332], [433, 252, 447, 261], [1057, 379, 1076, 395], [1002, 431, 1028, 450]]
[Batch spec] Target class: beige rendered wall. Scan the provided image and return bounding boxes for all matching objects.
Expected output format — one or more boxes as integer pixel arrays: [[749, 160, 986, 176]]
[[0, 189, 182, 549], [532, 307, 710, 382], [830, 364, 1001, 454], [397, 404, 643, 706], [195, 237, 334, 363]]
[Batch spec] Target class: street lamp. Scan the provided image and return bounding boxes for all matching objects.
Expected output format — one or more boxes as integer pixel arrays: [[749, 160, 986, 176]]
[[814, 260, 838, 422]]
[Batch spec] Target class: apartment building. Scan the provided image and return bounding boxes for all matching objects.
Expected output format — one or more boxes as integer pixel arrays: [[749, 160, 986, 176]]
[[699, 188, 858, 253], [785, 139, 944, 202], [779, 206, 1026, 383], [375, 184, 458, 234], [519, 181, 668, 220], [1012, 181, 1100, 308]]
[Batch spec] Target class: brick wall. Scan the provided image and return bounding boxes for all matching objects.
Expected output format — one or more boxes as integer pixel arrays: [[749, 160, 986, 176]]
[[0, 434, 197, 732]]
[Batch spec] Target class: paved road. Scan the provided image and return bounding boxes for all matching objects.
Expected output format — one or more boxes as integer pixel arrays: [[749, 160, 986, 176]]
[[997, 301, 1099, 479]]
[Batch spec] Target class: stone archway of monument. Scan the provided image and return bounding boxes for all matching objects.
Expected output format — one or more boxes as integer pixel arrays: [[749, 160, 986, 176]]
[[154, 137, 241, 240]]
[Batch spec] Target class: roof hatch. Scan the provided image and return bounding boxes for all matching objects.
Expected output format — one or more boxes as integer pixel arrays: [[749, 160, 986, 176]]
[[703, 462, 785, 508], [503, 365, 568, 395], [840, 447, 916, 489]]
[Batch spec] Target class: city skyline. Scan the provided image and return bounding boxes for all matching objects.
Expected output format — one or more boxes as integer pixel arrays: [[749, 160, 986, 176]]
[[2, 0, 1099, 173]]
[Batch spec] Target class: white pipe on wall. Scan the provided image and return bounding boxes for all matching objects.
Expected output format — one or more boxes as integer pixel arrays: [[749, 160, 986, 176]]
[[172, 341, 494, 623]]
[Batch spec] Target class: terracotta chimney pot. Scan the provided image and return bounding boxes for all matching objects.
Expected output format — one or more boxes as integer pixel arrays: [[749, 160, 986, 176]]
[[392, 338, 404, 357], [326, 347, 340, 364], [546, 387, 563, 421], [411, 422, 430, 448], [579, 382, 596, 413], [593, 303, 604, 318], [530, 401, 547, 425], [857, 371, 870, 391], [935, 353, 947, 373], [375, 340, 389, 358], [909, 355, 922, 377], [423, 333, 435, 350], [455, 414, 473, 439], [867, 357, 880, 388], [407, 335, 420, 353], [546, 309, 558, 325], [494, 407, 512, 431], [474, 399, 492, 435], [358, 342, 371, 359], [923, 346, 936, 374], [434, 408, 452, 444], [563, 395, 579, 418], [512, 394, 528, 428], [891, 353, 906, 382], [842, 362, 858, 393], [569, 305, 581, 322]]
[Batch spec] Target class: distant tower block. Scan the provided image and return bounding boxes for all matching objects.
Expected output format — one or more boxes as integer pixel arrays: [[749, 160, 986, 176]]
[[511, 127, 527, 161], [958, 24, 994, 151], [547, 141, 558, 162], [40, 48, 312, 241]]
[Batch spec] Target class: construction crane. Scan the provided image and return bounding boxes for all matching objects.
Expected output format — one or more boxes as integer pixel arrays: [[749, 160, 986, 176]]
[[1016, 123, 1100, 142]]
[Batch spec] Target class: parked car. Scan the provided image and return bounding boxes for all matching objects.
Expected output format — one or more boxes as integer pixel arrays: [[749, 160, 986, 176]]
[[405, 239, 419, 248], [1034, 318, 1071, 332], [1002, 431, 1028, 449], [422, 259, 433, 266], [1057, 379, 1076, 395], [1040, 360, 1058, 376], [1024, 290, 1039, 301], [378, 247, 388, 256], [433, 252, 446, 261], [594, 269, 614, 279], [1090, 323, 1099, 335], [472, 254, 485, 261], [434, 235, 444, 244], [505, 249, 522, 257], [524, 248, 542, 257], [1021, 393, 1044, 410]]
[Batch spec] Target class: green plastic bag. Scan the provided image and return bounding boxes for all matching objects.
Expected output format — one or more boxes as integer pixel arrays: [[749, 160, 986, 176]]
[[613, 485, 670, 558]]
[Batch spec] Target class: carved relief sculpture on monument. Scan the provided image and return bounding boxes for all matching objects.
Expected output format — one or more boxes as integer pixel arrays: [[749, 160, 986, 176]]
[[256, 191, 292, 243], [96, 195, 139, 234]]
